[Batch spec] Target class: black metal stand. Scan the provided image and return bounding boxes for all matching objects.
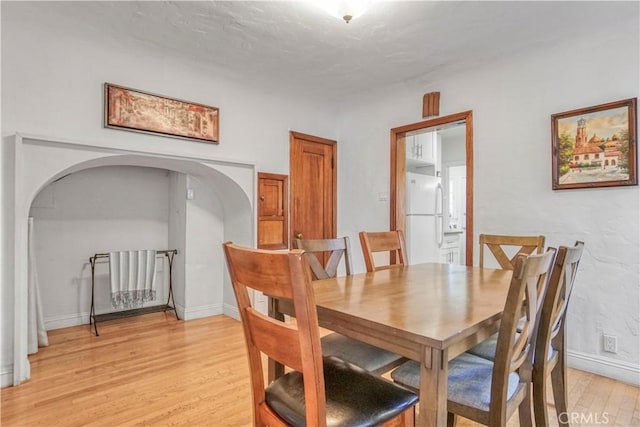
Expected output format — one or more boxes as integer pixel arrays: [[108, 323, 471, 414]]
[[89, 249, 179, 336]]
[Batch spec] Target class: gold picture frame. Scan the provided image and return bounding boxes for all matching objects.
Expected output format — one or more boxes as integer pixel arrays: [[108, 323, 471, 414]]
[[551, 98, 637, 190]]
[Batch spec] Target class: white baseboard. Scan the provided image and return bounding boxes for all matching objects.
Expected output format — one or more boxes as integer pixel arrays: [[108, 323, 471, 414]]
[[43, 302, 220, 328], [567, 350, 640, 386], [223, 303, 240, 321], [45, 313, 89, 330], [180, 303, 223, 321], [1, 366, 13, 388]]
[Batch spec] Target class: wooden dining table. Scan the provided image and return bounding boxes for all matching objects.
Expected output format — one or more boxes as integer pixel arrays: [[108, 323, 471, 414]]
[[268, 262, 513, 427]]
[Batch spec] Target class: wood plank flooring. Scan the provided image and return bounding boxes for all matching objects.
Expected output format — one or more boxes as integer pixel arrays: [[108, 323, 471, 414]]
[[2, 313, 638, 426]]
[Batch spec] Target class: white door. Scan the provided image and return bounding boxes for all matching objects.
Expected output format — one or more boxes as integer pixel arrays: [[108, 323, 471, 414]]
[[406, 215, 438, 264]]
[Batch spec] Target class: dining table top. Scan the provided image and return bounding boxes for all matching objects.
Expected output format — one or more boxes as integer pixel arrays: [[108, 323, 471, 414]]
[[268, 262, 516, 427], [309, 262, 513, 352]]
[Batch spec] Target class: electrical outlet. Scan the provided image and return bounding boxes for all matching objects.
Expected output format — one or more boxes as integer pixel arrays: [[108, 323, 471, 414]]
[[603, 334, 618, 353]]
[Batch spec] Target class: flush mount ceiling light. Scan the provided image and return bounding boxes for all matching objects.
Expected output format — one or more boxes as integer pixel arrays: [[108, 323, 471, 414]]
[[308, 0, 373, 24]]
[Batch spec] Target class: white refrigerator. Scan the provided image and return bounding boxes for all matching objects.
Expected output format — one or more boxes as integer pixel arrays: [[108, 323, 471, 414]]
[[405, 172, 444, 265]]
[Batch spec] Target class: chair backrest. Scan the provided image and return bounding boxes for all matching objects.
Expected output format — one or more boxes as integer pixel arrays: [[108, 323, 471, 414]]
[[479, 234, 546, 270], [223, 242, 327, 426], [536, 241, 584, 365], [359, 230, 408, 272], [293, 237, 352, 280], [490, 249, 556, 425]]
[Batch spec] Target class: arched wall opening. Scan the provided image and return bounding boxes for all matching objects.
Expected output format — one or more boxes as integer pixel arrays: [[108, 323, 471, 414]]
[[8, 134, 255, 386]]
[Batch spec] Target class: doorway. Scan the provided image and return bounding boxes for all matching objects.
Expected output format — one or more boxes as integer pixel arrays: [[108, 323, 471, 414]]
[[289, 131, 337, 253], [390, 111, 473, 266]]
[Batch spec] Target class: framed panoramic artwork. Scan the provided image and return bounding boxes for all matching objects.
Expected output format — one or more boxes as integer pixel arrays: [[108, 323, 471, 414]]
[[552, 98, 637, 190], [104, 83, 219, 143]]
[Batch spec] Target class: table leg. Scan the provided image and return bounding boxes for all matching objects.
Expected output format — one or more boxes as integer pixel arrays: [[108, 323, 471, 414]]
[[418, 346, 448, 427], [267, 296, 285, 383]]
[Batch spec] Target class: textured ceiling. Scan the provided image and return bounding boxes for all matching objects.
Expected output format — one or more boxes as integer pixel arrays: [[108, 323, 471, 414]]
[[6, 1, 638, 101]]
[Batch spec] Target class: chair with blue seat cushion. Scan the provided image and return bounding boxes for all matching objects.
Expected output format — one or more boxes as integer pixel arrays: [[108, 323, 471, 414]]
[[466, 333, 555, 364], [391, 250, 556, 427], [294, 237, 406, 375], [468, 246, 556, 360], [466, 243, 584, 426], [533, 242, 584, 427], [223, 242, 418, 427]]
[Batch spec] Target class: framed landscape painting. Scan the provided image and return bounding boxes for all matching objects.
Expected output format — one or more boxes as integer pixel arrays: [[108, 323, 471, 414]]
[[552, 98, 637, 190], [104, 83, 219, 143]]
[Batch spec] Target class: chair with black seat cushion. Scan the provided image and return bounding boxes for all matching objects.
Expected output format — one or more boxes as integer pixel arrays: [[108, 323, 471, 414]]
[[223, 242, 418, 427], [359, 230, 408, 272], [533, 241, 584, 427], [293, 237, 406, 375], [391, 250, 556, 427], [479, 234, 545, 270]]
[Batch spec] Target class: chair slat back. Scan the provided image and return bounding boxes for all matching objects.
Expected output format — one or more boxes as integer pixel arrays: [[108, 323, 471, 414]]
[[223, 243, 326, 426], [491, 249, 555, 419], [480, 234, 546, 270], [293, 237, 352, 280], [359, 230, 408, 272], [537, 242, 584, 361]]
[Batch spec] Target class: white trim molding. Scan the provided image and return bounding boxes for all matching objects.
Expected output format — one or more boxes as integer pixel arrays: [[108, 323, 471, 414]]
[[180, 303, 223, 321], [45, 313, 90, 331], [1, 366, 14, 388], [223, 303, 240, 321], [567, 350, 640, 387]]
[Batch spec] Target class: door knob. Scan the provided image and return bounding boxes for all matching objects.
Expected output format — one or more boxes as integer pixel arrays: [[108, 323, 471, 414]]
[[295, 232, 303, 240], [259, 195, 265, 201]]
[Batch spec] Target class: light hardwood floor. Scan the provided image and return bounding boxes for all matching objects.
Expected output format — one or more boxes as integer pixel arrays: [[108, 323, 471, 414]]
[[2, 313, 638, 426]]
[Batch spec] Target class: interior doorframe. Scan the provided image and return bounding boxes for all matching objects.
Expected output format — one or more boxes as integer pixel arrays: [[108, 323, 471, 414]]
[[289, 131, 337, 248], [390, 111, 474, 266]]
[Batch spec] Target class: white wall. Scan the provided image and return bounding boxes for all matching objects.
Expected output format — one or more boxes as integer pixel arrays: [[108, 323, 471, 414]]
[[0, 4, 336, 172], [168, 171, 188, 315], [1, 3, 336, 384], [29, 166, 171, 329], [182, 175, 225, 319], [2, 1, 638, 387], [336, 20, 640, 383], [167, 172, 226, 320], [440, 132, 466, 165]]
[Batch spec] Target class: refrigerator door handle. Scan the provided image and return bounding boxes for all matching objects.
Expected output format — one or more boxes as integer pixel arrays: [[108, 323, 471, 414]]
[[435, 182, 444, 216], [436, 183, 444, 248]]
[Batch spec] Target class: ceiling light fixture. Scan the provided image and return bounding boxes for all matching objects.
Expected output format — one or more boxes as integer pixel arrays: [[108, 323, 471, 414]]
[[309, 0, 373, 24]]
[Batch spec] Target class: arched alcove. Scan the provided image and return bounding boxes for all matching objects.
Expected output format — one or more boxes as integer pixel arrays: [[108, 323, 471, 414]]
[[9, 134, 255, 385]]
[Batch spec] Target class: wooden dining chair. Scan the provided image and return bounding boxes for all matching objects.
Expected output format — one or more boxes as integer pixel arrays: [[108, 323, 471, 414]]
[[293, 237, 406, 375], [223, 242, 418, 427], [533, 241, 584, 427], [467, 246, 556, 361], [479, 234, 545, 270], [293, 237, 353, 280], [359, 230, 408, 272], [391, 250, 556, 427], [468, 242, 584, 425]]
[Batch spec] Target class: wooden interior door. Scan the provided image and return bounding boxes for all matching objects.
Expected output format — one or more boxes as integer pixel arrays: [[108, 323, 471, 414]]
[[257, 172, 288, 249], [289, 131, 337, 251]]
